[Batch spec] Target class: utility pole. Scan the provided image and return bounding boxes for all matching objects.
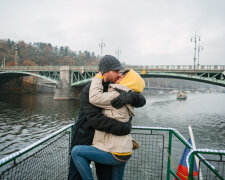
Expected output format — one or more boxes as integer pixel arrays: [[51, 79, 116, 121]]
[[14, 44, 18, 66], [191, 34, 200, 69], [99, 39, 105, 57], [115, 48, 121, 60]]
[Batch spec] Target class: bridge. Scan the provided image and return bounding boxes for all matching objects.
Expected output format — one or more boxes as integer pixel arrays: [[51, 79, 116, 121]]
[[0, 65, 225, 99]]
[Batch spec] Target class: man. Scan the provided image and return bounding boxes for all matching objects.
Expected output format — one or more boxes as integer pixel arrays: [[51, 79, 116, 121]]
[[68, 55, 146, 180]]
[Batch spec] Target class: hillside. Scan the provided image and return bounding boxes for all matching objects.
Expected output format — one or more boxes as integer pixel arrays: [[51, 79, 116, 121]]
[[0, 39, 100, 66]]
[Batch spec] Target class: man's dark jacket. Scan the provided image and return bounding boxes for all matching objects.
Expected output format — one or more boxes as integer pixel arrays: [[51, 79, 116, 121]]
[[68, 81, 146, 180]]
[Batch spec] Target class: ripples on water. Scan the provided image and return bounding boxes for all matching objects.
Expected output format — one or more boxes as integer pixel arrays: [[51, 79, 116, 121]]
[[0, 93, 225, 159], [133, 93, 225, 150], [0, 94, 80, 158]]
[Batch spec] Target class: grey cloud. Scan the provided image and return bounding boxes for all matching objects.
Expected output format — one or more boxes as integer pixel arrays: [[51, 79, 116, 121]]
[[0, 0, 225, 65]]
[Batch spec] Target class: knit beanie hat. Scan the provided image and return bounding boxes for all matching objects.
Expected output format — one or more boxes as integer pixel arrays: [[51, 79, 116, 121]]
[[99, 55, 124, 74]]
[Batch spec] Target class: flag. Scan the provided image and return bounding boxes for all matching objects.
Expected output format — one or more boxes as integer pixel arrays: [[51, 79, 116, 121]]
[[175, 138, 198, 180]]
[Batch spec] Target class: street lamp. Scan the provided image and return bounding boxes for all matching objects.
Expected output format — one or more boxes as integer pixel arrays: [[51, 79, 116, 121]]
[[191, 34, 200, 69], [115, 48, 121, 60], [99, 39, 105, 57], [14, 44, 18, 66]]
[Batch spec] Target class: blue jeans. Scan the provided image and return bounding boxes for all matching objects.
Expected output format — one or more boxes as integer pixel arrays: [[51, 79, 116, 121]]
[[71, 145, 126, 180], [67, 125, 112, 180]]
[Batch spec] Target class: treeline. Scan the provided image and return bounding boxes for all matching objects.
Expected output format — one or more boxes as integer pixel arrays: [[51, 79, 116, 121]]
[[0, 39, 100, 66]]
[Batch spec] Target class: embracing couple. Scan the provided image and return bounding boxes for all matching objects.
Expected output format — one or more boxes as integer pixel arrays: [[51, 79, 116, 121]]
[[68, 55, 146, 180]]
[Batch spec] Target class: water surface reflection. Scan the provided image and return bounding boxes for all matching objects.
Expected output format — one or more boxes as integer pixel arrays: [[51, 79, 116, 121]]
[[0, 93, 225, 159]]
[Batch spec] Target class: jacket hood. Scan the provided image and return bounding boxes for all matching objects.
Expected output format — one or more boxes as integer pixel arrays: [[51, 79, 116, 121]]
[[119, 69, 145, 93]]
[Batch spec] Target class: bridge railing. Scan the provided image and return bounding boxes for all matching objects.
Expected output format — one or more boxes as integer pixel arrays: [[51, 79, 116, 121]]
[[70, 66, 98, 71], [138, 65, 225, 71], [70, 65, 225, 71], [1, 65, 225, 71], [0, 66, 60, 71]]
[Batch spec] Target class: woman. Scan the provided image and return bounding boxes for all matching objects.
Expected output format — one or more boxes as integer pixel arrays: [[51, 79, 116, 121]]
[[71, 69, 145, 180]]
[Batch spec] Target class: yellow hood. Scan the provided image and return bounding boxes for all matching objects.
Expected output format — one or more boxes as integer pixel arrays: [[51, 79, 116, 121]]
[[119, 69, 145, 93]]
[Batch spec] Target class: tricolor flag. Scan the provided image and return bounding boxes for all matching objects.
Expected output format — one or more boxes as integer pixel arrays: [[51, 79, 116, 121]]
[[175, 138, 198, 180]]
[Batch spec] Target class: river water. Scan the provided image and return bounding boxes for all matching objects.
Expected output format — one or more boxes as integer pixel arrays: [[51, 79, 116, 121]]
[[0, 92, 225, 160]]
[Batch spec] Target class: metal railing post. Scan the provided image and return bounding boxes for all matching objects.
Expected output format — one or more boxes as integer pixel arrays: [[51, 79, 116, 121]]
[[188, 152, 195, 180], [70, 125, 73, 145], [167, 130, 173, 180]]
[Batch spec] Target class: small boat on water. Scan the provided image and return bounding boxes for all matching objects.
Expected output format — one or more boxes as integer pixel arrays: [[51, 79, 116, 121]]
[[177, 90, 187, 100]]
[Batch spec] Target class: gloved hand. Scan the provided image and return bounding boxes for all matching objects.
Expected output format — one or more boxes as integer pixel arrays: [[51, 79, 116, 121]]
[[111, 88, 133, 109], [119, 117, 132, 135]]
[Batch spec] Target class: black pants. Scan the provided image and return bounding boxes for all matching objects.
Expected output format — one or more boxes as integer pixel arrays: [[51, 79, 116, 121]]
[[67, 125, 113, 180]]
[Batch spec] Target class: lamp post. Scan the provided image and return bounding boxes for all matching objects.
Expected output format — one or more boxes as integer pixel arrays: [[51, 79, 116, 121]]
[[191, 34, 200, 69], [99, 39, 105, 57], [115, 48, 121, 60], [14, 44, 18, 66], [34, 44, 39, 65], [36, 49, 39, 65], [197, 45, 203, 67]]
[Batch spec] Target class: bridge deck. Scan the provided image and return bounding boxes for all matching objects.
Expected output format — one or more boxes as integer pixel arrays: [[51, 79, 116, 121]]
[[1, 65, 225, 88]]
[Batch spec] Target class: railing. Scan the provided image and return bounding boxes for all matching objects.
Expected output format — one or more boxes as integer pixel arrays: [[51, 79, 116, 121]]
[[187, 149, 225, 180], [0, 124, 72, 180], [126, 65, 225, 71], [0, 65, 225, 71], [0, 66, 60, 71], [0, 125, 224, 179]]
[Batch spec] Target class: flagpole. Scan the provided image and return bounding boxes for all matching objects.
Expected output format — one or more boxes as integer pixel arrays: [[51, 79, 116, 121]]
[[188, 125, 203, 180]]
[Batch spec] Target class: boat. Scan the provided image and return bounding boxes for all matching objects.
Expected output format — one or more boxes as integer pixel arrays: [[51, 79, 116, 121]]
[[177, 90, 187, 100]]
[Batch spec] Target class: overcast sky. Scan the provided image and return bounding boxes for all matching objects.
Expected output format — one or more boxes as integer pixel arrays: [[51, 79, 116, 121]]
[[0, 0, 225, 65]]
